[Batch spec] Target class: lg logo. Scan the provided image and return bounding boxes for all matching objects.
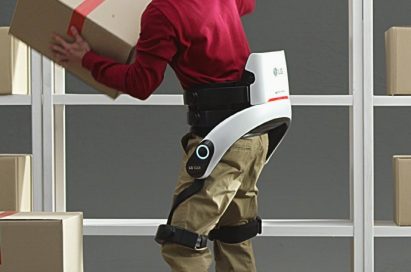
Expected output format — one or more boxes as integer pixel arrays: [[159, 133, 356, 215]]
[[273, 67, 284, 77]]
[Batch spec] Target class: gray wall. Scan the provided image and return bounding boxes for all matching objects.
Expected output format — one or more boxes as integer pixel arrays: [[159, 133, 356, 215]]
[[1, 0, 411, 271]]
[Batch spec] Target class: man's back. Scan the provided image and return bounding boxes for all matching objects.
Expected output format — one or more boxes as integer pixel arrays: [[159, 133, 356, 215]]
[[149, 0, 255, 89]]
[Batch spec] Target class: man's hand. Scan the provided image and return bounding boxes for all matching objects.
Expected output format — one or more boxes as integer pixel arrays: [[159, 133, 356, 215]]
[[50, 26, 91, 67]]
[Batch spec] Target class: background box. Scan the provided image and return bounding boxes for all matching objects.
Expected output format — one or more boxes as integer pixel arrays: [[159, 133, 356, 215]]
[[385, 27, 411, 95], [0, 155, 31, 212], [10, 0, 151, 99], [393, 155, 411, 225], [0, 26, 29, 95], [0, 212, 83, 272]]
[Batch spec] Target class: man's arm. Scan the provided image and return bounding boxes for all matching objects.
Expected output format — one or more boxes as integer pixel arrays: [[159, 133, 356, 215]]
[[236, 0, 256, 16], [51, 5, 177, 100], [81, 46, 169, 100]]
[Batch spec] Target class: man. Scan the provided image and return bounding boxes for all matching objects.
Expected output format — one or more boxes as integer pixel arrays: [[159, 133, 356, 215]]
[[51, 0, 268, 271]]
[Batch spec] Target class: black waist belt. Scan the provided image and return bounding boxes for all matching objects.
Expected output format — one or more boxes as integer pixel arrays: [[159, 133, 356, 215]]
[[184, 85, 250, 110], [184, 84, 251, 137], [188, 109, 240, 127]]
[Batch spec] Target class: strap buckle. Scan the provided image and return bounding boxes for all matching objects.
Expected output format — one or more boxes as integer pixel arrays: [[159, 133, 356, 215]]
[[155, 224, 208, 250], [195, 235, 208, 250], [256, 216, 262, 234]]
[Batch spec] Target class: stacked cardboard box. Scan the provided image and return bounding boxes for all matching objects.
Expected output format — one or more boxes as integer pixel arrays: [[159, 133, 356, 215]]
[[393, 156, 411, 226], [385, 26, 411, 95], [0, 27, 30, 95], [0, 155, 31, 212], [10, 0, 151, 99], [0, 211, 83, 272]]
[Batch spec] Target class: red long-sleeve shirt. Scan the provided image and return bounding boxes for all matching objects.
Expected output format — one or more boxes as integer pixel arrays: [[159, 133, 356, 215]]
[[82, 0, 255, 100]]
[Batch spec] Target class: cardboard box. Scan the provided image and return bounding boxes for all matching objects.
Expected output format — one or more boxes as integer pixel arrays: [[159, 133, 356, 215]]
[[9, 0, 151, 99], [0, 27, 30, 95], [0, 155, 32, 212], [385, 27, 411, 95], [393, 155, 411, 226], [0, 211, 83, 272]]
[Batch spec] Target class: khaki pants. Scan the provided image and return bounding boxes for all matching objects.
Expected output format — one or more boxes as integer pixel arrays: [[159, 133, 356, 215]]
[[161, 132, 269, 272]]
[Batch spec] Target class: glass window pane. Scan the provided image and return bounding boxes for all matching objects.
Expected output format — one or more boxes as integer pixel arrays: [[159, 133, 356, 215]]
[[0, 106, 31, 154], [260, 107, 350, 219], [66, 106, 187, 218], [0, 0, 16, 26], [374, 0, 411, 95], [374, 107, 411, 221], [244, 0, 349, 95], [254, 237, 352, 272], [375, 238, 411, 272], [84, 237, 167, 272]]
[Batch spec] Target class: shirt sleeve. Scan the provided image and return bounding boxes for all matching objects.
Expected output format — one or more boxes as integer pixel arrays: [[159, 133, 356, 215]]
[[235, 0, 256, 16], [81, 5, 177, 100]]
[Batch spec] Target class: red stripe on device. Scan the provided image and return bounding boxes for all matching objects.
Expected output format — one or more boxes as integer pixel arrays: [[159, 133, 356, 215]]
[[268, 96, 289, 102], [67, 0, 105, 36]]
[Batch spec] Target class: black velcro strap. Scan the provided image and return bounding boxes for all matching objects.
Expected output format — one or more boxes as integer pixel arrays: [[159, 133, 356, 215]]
[[184, 86, 250, 110], [159, 179, 208, 249], [208, 217, 262, 244], [155, 224, 208, 249], [188, 109, 239, 127], [167, 179, 206, 224]]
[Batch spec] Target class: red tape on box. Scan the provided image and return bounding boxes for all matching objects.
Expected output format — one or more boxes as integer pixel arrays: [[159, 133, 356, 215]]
[[67, 0, 105, 37], [0, 211, 17, 219]]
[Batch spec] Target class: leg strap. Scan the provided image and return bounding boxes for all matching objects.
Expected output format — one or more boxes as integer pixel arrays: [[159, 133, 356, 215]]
[[167, 179, 206, 224], [156, 178, 262, 248], [208, 217, 262, 244], [155, 179, 208, 249], [155, 224, 208, 250]]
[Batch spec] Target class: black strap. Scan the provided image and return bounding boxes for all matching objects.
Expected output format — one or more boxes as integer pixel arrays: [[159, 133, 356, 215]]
[[167, 179, 206, 224], [155, 224, 208, 249], [162, 180, 262, 247], [208, 217, 262, 244], [157, 179, 208, 249], [183, 70, 255, 111], [188, 109, 240, 127], [184, 86, 250, 111]]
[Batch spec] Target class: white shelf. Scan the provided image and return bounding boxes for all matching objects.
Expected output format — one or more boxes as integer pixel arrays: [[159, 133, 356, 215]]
[[374, 221, 411, 237], [262, 219, 353, 237], [53, 94, 353, 106], [83, 219, 353, 237], [84, 219, 411, 238], [54, 94, 184, 106], [84, 219, 166, 236], [0, 95, 31, 105], [374, 96, 411, 106], [290, 95, 353, 106], [5, 94, 411, 107]]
